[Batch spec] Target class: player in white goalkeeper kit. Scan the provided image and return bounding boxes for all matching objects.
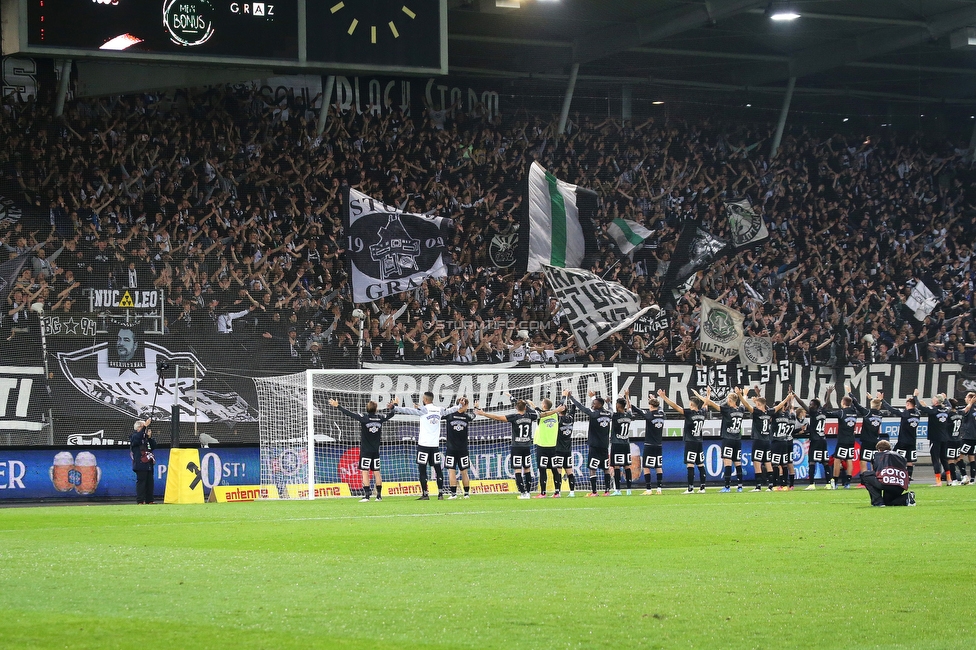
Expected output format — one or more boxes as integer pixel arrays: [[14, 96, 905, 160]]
[[393, 391, 459, 500]]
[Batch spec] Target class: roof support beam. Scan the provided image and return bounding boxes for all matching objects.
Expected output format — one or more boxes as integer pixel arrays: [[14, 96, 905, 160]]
[[571, 0, 766, 65], [736, 4, 976, 86]]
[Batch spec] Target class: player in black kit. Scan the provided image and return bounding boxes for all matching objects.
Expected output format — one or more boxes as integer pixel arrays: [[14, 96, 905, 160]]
[[444, 397, 475, 499], [657, 388, 708, 494], [632, 392, 665, 495], [608, 389, 637, 496], [823, 384, 862, 489], [741, 388, 791, 491], [882, 389, 921, 483], [330, 398, 395, 502], [852, 393, 884, 474], [793, 389, 831, 489], [698, 387, 746, 493], [553, 392, 577, 497], [957, 392, 976, 484], [567, 390, 613, 497], [918, 393, 953, 486]]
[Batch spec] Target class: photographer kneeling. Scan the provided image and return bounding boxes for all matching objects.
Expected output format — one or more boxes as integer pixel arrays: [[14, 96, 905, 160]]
[[860, 440, 916, 507]]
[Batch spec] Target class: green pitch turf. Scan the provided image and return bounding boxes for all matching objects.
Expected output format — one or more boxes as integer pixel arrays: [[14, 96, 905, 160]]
[[0, 487, 972, 650]]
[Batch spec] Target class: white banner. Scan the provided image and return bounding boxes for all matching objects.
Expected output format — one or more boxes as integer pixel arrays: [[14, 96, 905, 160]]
[[699, 297, 745, 361], [906, 280, 939, 321], [543, 265, 651, 349], [739, 336, 774, 366]]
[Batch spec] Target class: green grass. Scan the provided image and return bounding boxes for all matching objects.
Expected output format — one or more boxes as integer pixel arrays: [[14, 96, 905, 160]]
[[0, 487, 972, 650]]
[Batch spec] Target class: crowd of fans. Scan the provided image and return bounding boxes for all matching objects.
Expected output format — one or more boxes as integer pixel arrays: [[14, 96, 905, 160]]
[[2, 84, 976, 371]]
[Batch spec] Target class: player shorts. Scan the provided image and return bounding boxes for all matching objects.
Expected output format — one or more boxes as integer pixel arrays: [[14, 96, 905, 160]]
[[610, 444, 631, 466], [444, 454, 470, 470], [946, 443, 961, 460], [961, 441, 976, 456], [551, 454, 571, 469], [510, 448, 533, 469], [894, 444, 918, 463], [860, 447, 877, 462], [835, 444, 855, 461], [684, 441, 704, 465], [643, 445, 664, 468], [536, 447, 556, 469], [721, 440, 742, 462], [771, 440, 792, 465], [416, 446, 442, 466], [809, 440, 829, 463], [588, 446, 609, 471], [753, 440, 772, 463], [359, 455, 380, 471]]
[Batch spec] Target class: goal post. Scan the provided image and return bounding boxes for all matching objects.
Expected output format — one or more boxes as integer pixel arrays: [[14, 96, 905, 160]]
[[255, 366, 620, 499]]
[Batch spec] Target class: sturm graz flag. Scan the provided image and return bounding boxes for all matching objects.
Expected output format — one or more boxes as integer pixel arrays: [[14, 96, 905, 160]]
[[343, 187, 452, 302], [725, 197, 769, 250]]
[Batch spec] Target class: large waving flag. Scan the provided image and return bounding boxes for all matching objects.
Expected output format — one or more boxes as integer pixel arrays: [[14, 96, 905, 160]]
[[543, 265, 652, 350], [521, 162, 598, 272], [658, 219, 729, 307], [699, 297, 745, 362], [342, 187, 452, 303], [607, 218, 652, 258]]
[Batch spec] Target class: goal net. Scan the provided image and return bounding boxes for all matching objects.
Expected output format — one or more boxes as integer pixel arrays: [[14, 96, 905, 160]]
[[254, 366, 618, 499]]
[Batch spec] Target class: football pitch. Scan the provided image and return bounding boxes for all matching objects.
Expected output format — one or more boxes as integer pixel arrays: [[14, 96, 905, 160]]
[[0, 487, 972, 650]]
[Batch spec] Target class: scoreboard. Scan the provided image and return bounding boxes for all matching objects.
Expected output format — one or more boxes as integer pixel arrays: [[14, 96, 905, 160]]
[[3, 0, 447, 73]]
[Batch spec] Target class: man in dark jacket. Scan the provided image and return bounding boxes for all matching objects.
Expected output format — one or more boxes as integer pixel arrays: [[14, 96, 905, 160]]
[[130, 419, 156, 504], [860, 440, 915, 507]]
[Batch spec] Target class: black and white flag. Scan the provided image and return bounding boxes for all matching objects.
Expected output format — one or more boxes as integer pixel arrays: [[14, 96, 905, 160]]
[[725, 197, 769, 250], [343, 188, 452, 303], [543, 265, 652, 350], [632, 305, 670, 336], [906, 280, 939, 321], [659, 219, 729, 306]]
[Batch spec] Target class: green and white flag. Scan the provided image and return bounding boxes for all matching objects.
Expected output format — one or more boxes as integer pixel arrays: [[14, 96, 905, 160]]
[[525, 162, 591, 272], [607, 218, 652, 258], [699, 297, 745, 362]]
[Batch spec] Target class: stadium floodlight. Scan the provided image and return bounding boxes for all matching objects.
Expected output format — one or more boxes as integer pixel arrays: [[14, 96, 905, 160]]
[[767, 1, 800, 21], [255, 366, 619, 499]]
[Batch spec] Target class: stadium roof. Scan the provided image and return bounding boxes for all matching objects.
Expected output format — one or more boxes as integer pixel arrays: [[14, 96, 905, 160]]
[[446, 0, 976, 105]]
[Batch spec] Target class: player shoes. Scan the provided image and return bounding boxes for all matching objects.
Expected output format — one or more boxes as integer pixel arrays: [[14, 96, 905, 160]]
[[907, 491, 916, 506], [804, 484, 816, 490], [518, 493, 530, 500], [626, 489, 632, 496], [448, 494, 458, 500], [568, 491, 575, 497], [375, 496, 382, 501], [736, 485, 743, 492], [359, 497, 370, 502], [417, 494, 430, 500], [552, 492, 561, 498], [586, 492, 599, 497], [643, 489, 654, 495], [610, 490, 622, 496], [534, 494, 547, 499], [720, 487, 731, 493], [752, 486, 763, 492], [683, 488, 694, 494], [824, 482, 835, 490], [437, 494, 445, 500], [698, 486, 706, 493]]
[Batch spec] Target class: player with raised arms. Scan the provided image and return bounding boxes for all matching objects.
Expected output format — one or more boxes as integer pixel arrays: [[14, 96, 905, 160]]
[[329, 398, 395, 502], [823, 384, 861, 489], [392, 391, 459, 501], [918, 392, 953, 486], [632, 391, 666, 495], [567, 390, 613, 497], [792, 388, 832, 489], [657, 387, 708, 494], [697, 387, 746, 493], [475, 399, 562, 499], [552, 392, 577, 497], [852, 391, 885, 475], [608, 389, 638, 496], [444, 397, 475, 499], [532, 397, 564, 498], [770, 393, 796, 490], [741, 387, 790, 491], [882, 388, 921, 483]]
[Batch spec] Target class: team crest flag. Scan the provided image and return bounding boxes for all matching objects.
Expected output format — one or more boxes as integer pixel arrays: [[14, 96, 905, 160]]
[[343, 187, 452, 303], [522, 162, 598, 272], [699, 297, 745, 362], [543, 265, 652, 349], [607, 218, 653, 258], [739, 336, 774, 366], [725, 197, 769, 250]]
